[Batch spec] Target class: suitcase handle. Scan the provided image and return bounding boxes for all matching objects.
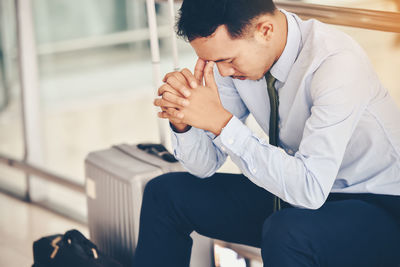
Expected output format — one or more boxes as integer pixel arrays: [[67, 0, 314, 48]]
[[137, 143, 178, 163]]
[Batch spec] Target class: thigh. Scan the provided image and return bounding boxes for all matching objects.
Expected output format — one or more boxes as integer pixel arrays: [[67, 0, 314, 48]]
[[261, 199, 400, 267], [145, 172, 275, 247]]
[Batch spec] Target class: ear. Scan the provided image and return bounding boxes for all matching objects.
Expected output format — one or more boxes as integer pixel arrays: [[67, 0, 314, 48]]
[[254, 18, 274, 44]]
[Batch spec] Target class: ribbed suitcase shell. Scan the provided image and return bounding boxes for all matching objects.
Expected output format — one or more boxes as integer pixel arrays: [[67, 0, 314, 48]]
[[85, 144, 214, 267]]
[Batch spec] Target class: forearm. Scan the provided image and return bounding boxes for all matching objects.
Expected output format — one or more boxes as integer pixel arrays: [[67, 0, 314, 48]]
[[213, 116, 333, 209], [171, 126, 227, 178]]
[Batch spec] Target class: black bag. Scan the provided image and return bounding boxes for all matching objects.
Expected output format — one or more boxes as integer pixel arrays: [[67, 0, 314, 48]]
[[32, 229, 123, 267]]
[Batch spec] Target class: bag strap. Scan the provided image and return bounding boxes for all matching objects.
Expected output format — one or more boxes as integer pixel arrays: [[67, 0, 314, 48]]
[[63, 229, 98, 259]]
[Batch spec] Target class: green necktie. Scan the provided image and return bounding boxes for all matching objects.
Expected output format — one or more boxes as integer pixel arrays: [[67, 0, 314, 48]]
[[265, 72, 282, 212]]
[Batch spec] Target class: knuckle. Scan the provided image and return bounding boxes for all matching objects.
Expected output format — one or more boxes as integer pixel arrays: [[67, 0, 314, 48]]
[[175, 72, 185, 81], [170, 94, 178, 103], [166, 76, 175, 84], [162, 84, 173, 93], [163, 73, 172, 81], [162, 91, 170, 99], [166, 108, 173, 115], [166, 71, 177, 77], [164, 93, 174, 103], [158, 86, 165, 95], [172, 71, 182, 78]]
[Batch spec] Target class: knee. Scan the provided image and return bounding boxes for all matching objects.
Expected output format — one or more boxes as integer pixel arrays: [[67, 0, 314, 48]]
[[142, 172, 192, 207], [261, 210, 296, 250], [261, 209, 318, 266]]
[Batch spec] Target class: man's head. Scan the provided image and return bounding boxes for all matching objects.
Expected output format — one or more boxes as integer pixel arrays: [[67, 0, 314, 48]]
[[177, 0, 287, 81]]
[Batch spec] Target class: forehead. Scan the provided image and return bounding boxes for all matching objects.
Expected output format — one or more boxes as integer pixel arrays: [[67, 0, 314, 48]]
[[190, 25, 245, 61]]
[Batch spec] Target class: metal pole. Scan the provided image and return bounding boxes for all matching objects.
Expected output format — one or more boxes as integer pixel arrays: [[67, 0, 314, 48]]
[[37, 26, 172, 55], [167, 0, 179, 71], [15, 0, 45, 201], [0, 0, 13, 112], [145, 0, 168, 146], [0, 153, 85, 194]]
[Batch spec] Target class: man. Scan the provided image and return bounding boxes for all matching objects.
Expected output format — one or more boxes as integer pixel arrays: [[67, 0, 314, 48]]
[[133, 0, 400, 266]]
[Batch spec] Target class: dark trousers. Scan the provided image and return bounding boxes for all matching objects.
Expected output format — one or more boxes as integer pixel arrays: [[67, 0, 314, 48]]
[[132, 172, 400, 267]]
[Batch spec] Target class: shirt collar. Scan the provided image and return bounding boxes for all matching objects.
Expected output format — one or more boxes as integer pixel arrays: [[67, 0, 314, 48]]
[[269, 9, 302, 83]]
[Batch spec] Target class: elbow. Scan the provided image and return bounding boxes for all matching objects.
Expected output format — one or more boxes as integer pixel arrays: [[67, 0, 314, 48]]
[[179, 155, 221, 179], [299, 189, 328, 210], [304, 199, 325, 210], [182, 165, 216, 179], [293, 197, 325, 210], [295, 162, 330, 210], [194, 172, 215, 179], [289, 181, 328, 210]]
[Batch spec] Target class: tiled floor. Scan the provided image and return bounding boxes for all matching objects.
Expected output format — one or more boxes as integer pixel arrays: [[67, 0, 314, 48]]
[[0, 192, 88, 267]]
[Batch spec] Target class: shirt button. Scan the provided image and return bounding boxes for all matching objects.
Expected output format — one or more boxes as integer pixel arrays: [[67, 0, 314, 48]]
[[288, 149, 294, 155], [228, 138, 234, 145], [252, 168, 257, 174], [221, 146, 226, 152]]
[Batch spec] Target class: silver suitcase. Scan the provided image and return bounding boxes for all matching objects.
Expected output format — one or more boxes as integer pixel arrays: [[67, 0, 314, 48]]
[[85, 143, 214, 267]]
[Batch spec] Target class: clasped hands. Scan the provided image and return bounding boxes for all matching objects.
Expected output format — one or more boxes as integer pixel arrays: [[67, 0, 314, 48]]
[[153, 58, 232, 136]]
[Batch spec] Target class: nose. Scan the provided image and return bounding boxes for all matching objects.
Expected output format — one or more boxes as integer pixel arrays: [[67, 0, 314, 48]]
[[216, 62, 235, 77]]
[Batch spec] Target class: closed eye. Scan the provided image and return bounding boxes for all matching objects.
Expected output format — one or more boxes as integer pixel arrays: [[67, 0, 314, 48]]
[[214, 58, 234, 64]]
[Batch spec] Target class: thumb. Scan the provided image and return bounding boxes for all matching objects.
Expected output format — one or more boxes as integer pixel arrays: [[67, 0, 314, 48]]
[[194, 58, 205, 85], [204, 61, 218, 90]]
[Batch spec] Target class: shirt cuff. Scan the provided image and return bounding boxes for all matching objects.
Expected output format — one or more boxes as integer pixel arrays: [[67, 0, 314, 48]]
[[171, 125, 203, 156], [213, 115, 252, 156]]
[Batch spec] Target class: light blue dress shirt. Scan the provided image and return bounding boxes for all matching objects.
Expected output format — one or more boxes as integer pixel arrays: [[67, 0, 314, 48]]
[[171, 10, 400, 209]]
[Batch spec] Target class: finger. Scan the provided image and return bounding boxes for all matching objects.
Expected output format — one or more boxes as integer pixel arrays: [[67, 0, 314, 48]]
[[163, 71, 187, 84], [204, 61, 218, 90], [165, 107, 184, 119], [160, 106, 180, 120], [162, 91, 189, 107], [181, 68, 198, 89], [157, 110, 184, 124], [157, 111, 168, 118], [166, 76, 191, 97], [158, 83, 184, 97], [153, 98, 181, 109], [194, 58, 206, 85]]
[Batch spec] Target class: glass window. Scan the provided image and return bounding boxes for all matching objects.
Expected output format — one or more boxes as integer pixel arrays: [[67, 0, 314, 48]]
[[29, 0, 198, 220], [0, 0, 27, 198]]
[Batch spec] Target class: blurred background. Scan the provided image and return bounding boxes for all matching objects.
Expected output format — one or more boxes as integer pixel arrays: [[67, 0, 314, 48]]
[[0, 0, 399, 266]]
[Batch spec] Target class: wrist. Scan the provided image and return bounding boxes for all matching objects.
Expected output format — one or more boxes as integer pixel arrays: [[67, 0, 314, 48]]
[[170, 122, 191, 133], [210, 109, 233, 136]]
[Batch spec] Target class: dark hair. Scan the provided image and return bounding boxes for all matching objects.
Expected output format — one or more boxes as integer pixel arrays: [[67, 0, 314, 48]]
[[177, 0, 276, 41]]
